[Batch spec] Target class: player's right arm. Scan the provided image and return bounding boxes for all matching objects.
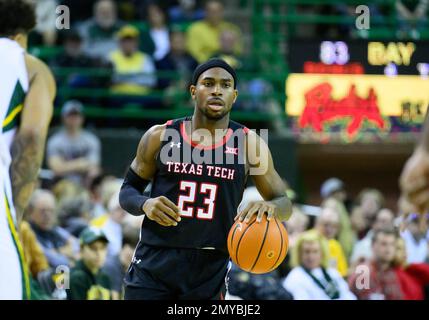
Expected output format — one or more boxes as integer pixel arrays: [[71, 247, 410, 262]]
[[119, 124, 181, 227], [10, 54, 55, 222]]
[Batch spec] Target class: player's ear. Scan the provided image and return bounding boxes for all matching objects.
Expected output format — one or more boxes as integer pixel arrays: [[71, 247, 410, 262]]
[[190, 85, 196, 100], [233, 89, 238, 103]]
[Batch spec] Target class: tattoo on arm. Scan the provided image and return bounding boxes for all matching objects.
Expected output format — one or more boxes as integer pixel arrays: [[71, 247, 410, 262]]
[[10, 132, 45, 222]]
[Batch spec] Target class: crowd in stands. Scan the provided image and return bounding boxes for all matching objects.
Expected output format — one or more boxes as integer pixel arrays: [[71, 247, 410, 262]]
[[28, 0, 259, 115], [16, 100, 429, 300], [16, 0, 429, 300], [227, 179, 429, 300]]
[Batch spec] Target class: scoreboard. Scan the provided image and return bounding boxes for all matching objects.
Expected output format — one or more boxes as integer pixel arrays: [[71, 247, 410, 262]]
[[286, 40, 429, 143]]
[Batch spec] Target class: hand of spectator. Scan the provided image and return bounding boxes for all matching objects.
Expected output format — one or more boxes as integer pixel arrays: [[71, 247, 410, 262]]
[[76, 158, 93, 172], [399, 147, 429, 226], [143, 196, 181, 227]]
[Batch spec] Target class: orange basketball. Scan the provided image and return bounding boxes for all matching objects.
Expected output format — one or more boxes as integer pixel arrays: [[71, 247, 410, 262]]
[[227, 214, 289, 274]]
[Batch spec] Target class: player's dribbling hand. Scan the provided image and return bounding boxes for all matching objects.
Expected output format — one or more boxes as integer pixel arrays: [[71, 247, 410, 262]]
[[234, 200, 278, 223], [143, 196, 181, 227]]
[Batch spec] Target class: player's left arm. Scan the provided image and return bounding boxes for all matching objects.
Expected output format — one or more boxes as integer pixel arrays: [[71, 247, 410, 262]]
[[235, 130, 292, 223], [11, 55, 55, 222]]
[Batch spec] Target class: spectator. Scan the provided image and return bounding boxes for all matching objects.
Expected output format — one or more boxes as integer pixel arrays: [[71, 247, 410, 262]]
[[155, 29, 198, 92], [285, 206, 310, 248], [227, 263, 293, 300], [78, 0, 124, 61], [51, 179, 85, 205], [88, 175, 107, 218], [315, 207, 348, 277], [350, 208, 395, 265], [109, 25, 157, 96], [91, 188, 126, 261], [47, 100, 101, 187], [211, 29, 242, 69], [60, 0, 98, 24], [400, 213, 429, 264], [67, 227, 111, 300], [20, 220, 50, 279], [321, 178, 355, 258], [396, 0, 429, 39], [58, 195, 92, 238], [349, 229, 404, 300], [168, 0, 205, 24], [20, 219, 57, 299], [394, 237, 429, 300], [351, 188, 385, 239], [147, 4, 170, 61], [282, 230, 356, 300], [186, 0, 242, 63], [30, 0, 58, 46], [333, 4, 386, 38], [97, 177, 123, 217], [27, 189, 79, 268], [102, 225, 140, 299], [50, 31, 107, 88], [277, 204, 309, 277]]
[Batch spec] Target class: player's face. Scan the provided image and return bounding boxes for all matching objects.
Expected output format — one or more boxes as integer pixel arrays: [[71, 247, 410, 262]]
[[82, 240, 108, 270], [190, 67, 237, 120], [300, 241, 322, 270]]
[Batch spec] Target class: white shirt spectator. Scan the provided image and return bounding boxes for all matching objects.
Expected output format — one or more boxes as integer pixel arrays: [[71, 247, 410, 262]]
[[150, 27, 170, 61], [282, 266, 356, 300], [401, 229, 428, 264], [35, 0, 58, 34], [47, 129, 101, 184], [350, 230, 373, 264]]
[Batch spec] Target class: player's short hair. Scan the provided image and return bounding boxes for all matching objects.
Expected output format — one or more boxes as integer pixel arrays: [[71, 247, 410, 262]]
[[0, 0, 36, 37]]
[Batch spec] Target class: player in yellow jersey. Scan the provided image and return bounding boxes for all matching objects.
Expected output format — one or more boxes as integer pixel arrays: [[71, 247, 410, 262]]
[[0, 0, 55, 299]]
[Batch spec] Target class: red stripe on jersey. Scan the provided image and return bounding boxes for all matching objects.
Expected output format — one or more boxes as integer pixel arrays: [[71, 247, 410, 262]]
[[180, 121, 233, 150]]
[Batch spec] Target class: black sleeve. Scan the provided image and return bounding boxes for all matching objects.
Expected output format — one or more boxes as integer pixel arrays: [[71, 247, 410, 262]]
[[119, 167, 151, 216]]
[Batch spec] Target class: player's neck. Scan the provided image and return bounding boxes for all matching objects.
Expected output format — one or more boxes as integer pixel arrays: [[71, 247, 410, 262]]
[[191, 114, 230, 135]]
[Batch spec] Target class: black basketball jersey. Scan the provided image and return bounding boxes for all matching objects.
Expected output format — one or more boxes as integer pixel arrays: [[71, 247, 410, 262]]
[[136, 117, 249, 254]]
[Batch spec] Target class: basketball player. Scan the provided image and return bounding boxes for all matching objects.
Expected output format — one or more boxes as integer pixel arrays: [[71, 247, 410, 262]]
[[400, 108, 429, 226], [0, 0, 55, 299], [119, 58, 292, 299]]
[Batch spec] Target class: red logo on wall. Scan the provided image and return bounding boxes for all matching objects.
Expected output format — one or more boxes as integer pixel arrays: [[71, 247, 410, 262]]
[[299, 83, 385, 137]]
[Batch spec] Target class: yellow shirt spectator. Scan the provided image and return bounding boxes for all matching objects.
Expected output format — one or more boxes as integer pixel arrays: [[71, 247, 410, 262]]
[[20, 220, 49, 278], [109, 50, 156, 95], [186, 21, 242, 63], [327, 238, 349, 277]]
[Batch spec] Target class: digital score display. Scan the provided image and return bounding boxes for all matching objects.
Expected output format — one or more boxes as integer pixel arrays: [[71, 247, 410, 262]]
[[288, 40, 429, 77], [286, 40, 429, 143]]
